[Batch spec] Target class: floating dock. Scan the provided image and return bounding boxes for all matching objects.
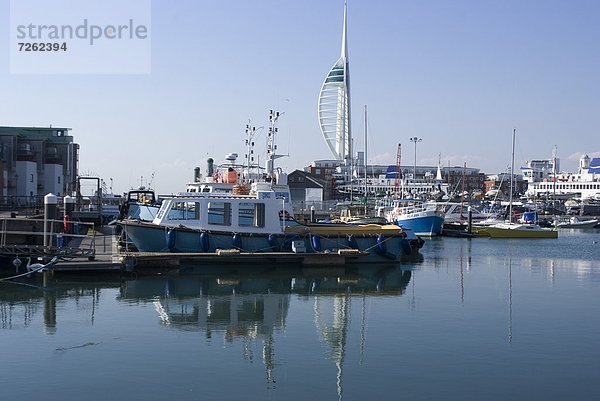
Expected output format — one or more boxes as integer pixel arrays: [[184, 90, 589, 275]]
[[117, 248, 366, 270]]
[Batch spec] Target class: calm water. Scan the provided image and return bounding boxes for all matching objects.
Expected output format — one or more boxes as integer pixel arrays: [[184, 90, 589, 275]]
[[2, 230, 600, 401]]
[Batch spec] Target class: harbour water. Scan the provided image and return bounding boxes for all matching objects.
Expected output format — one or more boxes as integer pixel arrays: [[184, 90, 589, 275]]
[[2, 230, 599, 401]]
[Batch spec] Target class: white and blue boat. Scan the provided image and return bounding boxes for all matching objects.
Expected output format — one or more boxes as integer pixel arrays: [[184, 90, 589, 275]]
[[379, 199, 445, 236], [118, 180, 422, 263]]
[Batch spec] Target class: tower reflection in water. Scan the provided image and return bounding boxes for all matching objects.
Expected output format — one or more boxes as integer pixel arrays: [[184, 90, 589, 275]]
[[0, 265, 411, 397], [118, 265, 412, 392]]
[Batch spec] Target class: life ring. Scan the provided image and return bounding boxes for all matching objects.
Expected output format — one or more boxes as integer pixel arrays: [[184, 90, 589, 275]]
[[63, 214, 69, 233]]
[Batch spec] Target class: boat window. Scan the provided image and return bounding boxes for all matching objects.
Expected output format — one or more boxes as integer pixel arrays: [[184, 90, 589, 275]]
[[239, 202, 265, 227], [208, 202, 231, 226], [167, 202, 199, 220]]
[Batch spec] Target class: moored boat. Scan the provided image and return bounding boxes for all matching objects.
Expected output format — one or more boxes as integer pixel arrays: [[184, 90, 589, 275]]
[[379, 199, 444, 236], [480, 129, 557, 239], [479, 222, 558, 238], [119, 183, 421, 263], [556, 217, 599, 229]]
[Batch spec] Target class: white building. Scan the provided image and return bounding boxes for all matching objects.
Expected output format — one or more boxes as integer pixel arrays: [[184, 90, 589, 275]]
[[525, 154, 600, 200]]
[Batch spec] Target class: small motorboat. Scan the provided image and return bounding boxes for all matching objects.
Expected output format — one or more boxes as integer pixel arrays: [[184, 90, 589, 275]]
[[556, 217, 599, 229]]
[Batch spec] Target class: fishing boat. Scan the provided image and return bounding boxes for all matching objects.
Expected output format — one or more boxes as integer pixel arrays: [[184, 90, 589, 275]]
[[378, 199, 445, 236], [483, 129, 557, 239]]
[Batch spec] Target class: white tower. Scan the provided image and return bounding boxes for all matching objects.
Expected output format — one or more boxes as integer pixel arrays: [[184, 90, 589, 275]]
[[318, 1, 352, 164]]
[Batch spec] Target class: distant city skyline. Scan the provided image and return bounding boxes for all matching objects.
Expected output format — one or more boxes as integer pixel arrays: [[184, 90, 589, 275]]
[[1, 0, 598, 194]]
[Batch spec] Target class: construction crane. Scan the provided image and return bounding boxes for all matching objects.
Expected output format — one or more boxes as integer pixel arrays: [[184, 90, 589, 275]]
[[394, 143, 401, 199]]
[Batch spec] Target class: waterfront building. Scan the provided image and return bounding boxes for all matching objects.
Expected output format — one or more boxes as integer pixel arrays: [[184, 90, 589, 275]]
[[485, 173, 527, 197], [0, 126, 79, 203], [521, 158, 560, 183], [288, 170, 328, 203], [306, 160, 485, 199], [525, 154, 600, 200]]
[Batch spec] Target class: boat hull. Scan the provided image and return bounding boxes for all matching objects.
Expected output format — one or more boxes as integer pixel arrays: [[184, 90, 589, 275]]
[[119, 221, 422, 263], [481, 224, 558, 238], [394, 213, 444, 236], [557, 219, 599, 229]]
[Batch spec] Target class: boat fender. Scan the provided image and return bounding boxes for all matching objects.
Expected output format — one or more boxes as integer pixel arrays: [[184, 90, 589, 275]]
[[347, 234, 359, 250], [400, 238, 412, 256], [232, 233, 242, 250], [376, 234, 387, 254], [199, 232, 210, 252], [166, 229, 176, 252], [268, 234, 278, 250], [311, 234, 322, 251], [417, 236, 425, 249]]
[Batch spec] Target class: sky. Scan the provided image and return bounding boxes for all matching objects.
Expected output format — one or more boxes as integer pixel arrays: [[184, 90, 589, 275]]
[[1, 0, 599, 194]]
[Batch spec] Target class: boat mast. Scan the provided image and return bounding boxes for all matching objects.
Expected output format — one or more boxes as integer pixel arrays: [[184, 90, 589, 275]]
[[266, 110, 284, 179], [509, 128, 516, 223], [552, 145, 557, 207], [364, 105, 368, 214]]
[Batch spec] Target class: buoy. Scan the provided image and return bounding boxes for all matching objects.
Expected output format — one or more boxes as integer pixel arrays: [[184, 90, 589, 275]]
[[166, 229, 176, 252], [311, 234, 322, 251], [199, 232, 210, 252], [347, 235, 359, 250]]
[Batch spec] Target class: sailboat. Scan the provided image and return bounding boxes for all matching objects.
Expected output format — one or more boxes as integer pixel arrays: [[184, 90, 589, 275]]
[[483, 129, 558, 239]]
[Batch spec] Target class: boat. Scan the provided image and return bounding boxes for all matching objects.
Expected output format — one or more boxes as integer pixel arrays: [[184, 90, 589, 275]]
[[525, 154, 600, 201], [556, 217, 599, 229], [480, 222, 558, 238], [119, 185, 420, 263], [118, 111, 422, 263], [484, 129, 558, 239], [378, 199, 445, 236], [118, 188, 161, 222], [435, 202, 499, 225]]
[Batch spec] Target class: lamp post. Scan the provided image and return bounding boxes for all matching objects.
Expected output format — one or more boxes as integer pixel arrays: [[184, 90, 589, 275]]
[[409, 137, 422, 185]]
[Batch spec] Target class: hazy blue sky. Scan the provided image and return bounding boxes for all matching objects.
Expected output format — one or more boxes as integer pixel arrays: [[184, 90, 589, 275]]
[[1, 0, 598, 194]]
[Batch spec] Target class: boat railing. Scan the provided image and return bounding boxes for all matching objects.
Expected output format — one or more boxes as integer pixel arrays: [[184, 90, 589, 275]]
[[0, 217, 97, 259]]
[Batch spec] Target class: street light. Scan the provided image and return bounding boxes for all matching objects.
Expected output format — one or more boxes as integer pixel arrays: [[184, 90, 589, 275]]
[[409, 137, 422, 184]]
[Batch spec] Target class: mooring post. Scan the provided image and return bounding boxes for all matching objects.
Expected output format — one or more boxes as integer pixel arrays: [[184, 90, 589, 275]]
[[311, 205, 316, 223], [44, 193, 58, 248], [63, 195, 74, 244]]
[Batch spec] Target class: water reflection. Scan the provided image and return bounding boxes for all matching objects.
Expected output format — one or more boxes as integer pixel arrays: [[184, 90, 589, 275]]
[[0, 281, 118, 333], [118, 265, 411, 395], [0, 265, 411, 397]]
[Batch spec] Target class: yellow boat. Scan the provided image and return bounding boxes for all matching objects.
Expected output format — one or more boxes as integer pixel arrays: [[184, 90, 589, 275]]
[[481, 223, 558, 239], [284, 224, 403, 236]]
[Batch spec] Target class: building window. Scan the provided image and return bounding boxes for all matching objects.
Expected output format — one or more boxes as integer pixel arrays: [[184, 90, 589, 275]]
[[30, 174, 34, 183], [58, 176, 61, 184]]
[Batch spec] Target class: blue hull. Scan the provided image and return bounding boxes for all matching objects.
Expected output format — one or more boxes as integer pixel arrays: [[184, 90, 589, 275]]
[[119, 221, 422, 263], [395, 214, 444, 236]]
